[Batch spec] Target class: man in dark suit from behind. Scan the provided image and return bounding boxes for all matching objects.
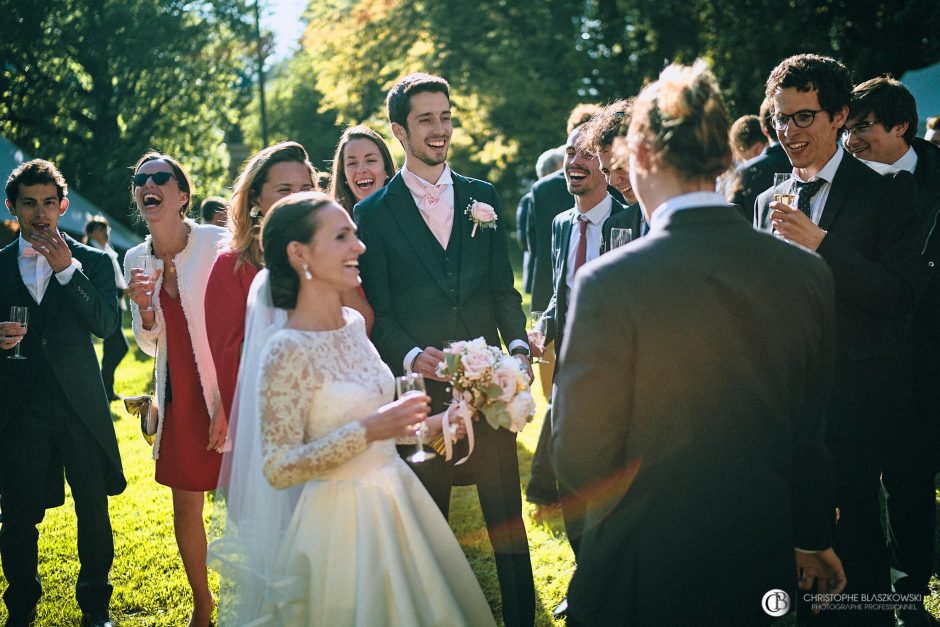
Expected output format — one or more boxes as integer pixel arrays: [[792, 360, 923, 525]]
[[516, 148, 563, 296], [730, 96, 792, 220], [757, 55, 922, 625], [844, 76, 940, 627], [0, 160, 125, 627], [553, 60, 845, 626]]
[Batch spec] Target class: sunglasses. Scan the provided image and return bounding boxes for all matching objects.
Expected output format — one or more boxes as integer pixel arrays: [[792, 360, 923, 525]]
[[133, 171, 175, 186]]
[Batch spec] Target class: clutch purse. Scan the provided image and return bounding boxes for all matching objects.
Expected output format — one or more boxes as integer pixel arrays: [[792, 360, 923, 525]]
[[124, 395, 158, 445]]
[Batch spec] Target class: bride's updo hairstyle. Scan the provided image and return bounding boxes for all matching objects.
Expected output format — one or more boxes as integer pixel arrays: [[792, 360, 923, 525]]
[[630, 59, 731, 181], [261, 191, 333, 309]]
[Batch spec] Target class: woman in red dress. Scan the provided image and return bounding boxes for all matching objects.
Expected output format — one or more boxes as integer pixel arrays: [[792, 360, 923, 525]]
[[124, 152, 228, 627], [205, 142, 373, 428]]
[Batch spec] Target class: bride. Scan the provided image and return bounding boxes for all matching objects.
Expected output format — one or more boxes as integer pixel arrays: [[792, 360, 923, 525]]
[[210, 191, 495, 626]]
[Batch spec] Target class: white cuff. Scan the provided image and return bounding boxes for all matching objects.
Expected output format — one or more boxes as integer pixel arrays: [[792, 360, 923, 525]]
[[403, 347, 423, 374], [794, 547, 821, 554], [54, 258, 81, 285], [508, 339, 529, 353]]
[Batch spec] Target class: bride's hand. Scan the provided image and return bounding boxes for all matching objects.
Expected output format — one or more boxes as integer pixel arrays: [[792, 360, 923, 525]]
[[361, 393, 430, 442]]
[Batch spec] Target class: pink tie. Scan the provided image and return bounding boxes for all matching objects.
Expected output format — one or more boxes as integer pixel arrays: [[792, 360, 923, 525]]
[[401, 167, 452, 249], [21, 246, 39, 259]]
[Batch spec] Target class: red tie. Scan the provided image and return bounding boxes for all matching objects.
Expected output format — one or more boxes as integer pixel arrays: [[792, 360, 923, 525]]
[[573, 216, 588, 276]]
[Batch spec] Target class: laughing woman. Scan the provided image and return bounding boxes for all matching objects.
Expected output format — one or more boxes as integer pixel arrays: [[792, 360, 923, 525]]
[[123, 152, 228, 627], [329, 125, 397, 214]]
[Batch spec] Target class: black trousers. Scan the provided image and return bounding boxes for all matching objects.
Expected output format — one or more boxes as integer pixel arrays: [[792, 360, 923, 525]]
[[525, 406, 560, 505], [0, 383, 113, 617], [797, 440, 891, 626], [400, 422, 535, 627], [100, 324, 128, 398]]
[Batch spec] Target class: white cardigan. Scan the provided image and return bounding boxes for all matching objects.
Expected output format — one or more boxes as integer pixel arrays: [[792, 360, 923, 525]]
[[124, 220, 230, 458]]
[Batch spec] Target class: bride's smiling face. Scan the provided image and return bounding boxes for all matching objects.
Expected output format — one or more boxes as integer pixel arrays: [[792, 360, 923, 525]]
[[304, 203, 366, 290]]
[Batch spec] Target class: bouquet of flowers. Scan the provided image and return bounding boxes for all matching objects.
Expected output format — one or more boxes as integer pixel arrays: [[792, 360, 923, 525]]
[[435, 337, 536, 463]]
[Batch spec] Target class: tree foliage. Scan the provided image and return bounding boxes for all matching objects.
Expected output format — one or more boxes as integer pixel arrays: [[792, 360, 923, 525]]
[[0, 0, 253, 229], [281, 0, 939, 207]]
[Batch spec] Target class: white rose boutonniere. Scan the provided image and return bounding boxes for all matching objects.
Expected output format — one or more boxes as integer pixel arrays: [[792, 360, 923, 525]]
[[465, 198, 498, 237]]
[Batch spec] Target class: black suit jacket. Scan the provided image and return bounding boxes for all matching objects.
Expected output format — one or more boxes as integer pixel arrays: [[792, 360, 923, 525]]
[[525, 171, 571, 312], [515, 190, 534, 294], [600, 202, 644, 253], [355, 171, 527, 407], [543, 197, 626, 353], [729, 142, 792, 222], [0, 235, 126, 504], [553, 206, 836, 625], [756, 154, 921, 442]]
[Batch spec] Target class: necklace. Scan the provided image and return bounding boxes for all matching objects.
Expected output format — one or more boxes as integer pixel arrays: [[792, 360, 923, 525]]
[[152, 223, 190, 277]]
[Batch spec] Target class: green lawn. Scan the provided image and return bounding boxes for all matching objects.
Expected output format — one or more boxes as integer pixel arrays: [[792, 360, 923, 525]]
[[3, 276, 939, 625]]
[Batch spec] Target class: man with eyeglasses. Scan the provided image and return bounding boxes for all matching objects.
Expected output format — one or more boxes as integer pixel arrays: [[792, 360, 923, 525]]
[[845, 76, 940, 627], [756, 54, 922, 626]]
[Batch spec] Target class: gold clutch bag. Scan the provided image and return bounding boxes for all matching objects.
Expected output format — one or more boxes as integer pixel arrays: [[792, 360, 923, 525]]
[[124, 395, 158, 445]]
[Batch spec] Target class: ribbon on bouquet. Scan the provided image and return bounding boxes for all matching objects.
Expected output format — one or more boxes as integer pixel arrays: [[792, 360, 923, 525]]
[[441, 394, 475, 465]]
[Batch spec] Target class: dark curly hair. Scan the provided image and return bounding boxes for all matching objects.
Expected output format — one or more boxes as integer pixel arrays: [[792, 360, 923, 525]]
[[261, 191, 333, 309], [765, 54, 853, 118], [5, 159, 68, 204]]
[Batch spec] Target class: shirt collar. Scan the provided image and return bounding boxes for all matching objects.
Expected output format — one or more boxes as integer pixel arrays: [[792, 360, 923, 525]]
[[575, 194, 613, 226], [794, 145, 843, 184], [401, 162, 453, 187], [17, 236, 37, 259], [649, 191, 729, 231], [861, 145, 918, 175]]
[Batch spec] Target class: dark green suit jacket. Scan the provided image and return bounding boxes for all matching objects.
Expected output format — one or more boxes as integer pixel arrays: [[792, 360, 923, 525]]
[[355, 170, 526, 406], [0, 235, 126, 505]]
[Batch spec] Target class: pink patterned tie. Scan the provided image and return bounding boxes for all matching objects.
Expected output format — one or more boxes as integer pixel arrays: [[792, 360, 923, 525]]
[[21, 245, 39, 259], [401, 167, 452, 249]]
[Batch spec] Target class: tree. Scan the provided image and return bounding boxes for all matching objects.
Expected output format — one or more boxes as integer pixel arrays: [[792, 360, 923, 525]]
[[0, 0, 253, 230]]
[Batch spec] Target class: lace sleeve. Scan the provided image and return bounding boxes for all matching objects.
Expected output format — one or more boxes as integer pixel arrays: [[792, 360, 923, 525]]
[[259, 333, 368, 489]]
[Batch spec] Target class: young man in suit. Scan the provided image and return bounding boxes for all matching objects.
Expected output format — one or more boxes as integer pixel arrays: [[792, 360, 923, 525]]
[[553, 60, 845, 626], [0, 160, 125, 627], [354, 73, 535, 627], [730, 96, 793, 220], [844, 76, 940, 627], [757, 55, 922, 625]]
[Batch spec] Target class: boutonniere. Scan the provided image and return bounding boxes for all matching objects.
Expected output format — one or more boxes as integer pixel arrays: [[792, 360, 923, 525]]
[[465, 198, 498, 237]]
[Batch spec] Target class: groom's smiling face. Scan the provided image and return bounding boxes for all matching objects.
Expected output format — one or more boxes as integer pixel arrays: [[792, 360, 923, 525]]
[[393, 91, 453, 168]]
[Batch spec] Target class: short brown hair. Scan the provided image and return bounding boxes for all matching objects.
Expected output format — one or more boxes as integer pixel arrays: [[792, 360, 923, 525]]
[[566, 103, 603, 134], [765, 54, 853, 118], [849, 76, 918, 145], [577, 100, 633, 154], [5, 159, 68, 205], [386, 73, 450, 129], [729, 115, 766, 153]]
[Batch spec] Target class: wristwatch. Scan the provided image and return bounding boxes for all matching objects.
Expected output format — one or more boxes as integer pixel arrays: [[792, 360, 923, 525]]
[[510, 346, 531, 358]]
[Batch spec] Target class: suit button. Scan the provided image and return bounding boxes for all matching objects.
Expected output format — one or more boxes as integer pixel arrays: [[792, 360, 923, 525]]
[[452, 307, 458, 313], [42, 338, 47, 346], [929, 261, 936, 268]]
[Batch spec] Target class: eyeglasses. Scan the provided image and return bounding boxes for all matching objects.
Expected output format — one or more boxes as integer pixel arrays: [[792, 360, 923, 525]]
[[771, 109, 824, 131], [133, 171, 175, 186], [842, 120, 878, 136]]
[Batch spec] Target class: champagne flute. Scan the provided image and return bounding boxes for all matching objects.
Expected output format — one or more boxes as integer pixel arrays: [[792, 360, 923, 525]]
[[609, 227, 633, 250], [6, 306, 28, 360], [136, 253, 157, 307], [528, 311, 550, 365], [772, 173, 796, 207], [396, 373, 435, 463]]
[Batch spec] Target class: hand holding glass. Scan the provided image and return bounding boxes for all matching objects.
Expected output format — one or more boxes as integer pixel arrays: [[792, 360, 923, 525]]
[[528, 311, 550, 365], [6, 306, 28, 360], [396, 374, 435, 463], [135, 254, 157, 309], [772, 173, 796, 207]]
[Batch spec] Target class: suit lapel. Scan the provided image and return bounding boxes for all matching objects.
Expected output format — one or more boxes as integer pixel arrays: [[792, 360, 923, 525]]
[[453, 174, 478, 305], [555, 212, 574, 309], [818, 157, 853, 231], [0, 241, 39, 308], [385, 174, 453, 301]]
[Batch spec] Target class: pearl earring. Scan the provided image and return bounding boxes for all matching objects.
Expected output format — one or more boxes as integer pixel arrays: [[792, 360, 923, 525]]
[[302, 263, 312, 280]]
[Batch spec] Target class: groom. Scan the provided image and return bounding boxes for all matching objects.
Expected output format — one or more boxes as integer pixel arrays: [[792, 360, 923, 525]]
[[356, 73, 535, 627]]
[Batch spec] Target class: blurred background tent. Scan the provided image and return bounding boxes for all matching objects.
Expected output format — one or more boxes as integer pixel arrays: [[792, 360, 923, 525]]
[[0, 135, 142, 252]]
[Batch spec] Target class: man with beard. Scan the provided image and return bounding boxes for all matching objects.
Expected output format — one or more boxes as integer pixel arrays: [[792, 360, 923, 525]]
[[355, 72, 535, 627]]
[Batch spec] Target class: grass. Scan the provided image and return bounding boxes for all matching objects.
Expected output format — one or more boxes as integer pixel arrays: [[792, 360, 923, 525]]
[[3, 262, 939, 625]]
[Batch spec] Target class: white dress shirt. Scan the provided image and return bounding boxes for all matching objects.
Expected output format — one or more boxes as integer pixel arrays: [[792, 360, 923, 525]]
[[860, 145, 918, 175], [649, 191, 731, 232], [564, 194, 613, 305], [792, 146, 845, 225], [17, 236, 78, 304]]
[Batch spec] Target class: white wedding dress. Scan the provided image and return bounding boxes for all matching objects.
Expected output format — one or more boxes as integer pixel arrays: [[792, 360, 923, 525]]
[[255, 308, 495, 627]]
